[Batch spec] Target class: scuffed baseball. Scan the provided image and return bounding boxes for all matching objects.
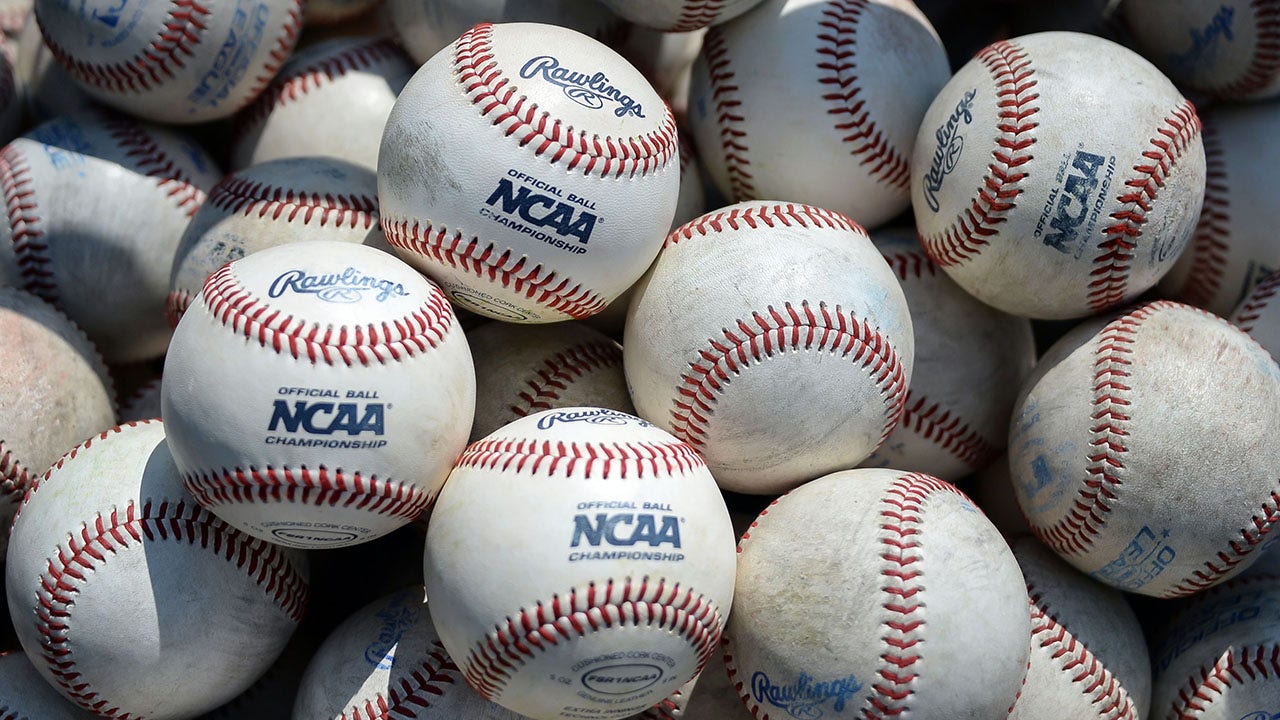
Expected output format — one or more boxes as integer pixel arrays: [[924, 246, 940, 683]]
[[970, 453, 1036, 540], [33, 0, 303, 123], [1232, 269, 1280, 361], [379, 22, 680, 323], [231, 36, 416, 172], [162, 241, 476, 549], [468, 321, 632, 441], [724, 468, 1030, 719], [167, 156, 386, 326], [0, 110, 223, 363], [0, 651, 99, 719], [912, 31, 1206, 319], [5, 420, 308, 719], [424, 407, 737, 720], [860, 229, 1035, 480], [1009, 300, 1280, 597], [598, 0, 764, 32], [625, 201, 913, 495], [689, 0, 950, 230]]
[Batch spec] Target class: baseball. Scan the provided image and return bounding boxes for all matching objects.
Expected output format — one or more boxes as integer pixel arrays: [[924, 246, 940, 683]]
[[624, 201, 913, 495], [597, 0, 765, 31], [1231, 269, 1280, 360], [0, 109, 222, 363], [468, 320, 632, 441], [860, 228, 1035, 481], [1009, 300, 1280, 597], [1123, 0, 1280, 101], [378, 21, 680, 323], [912, 31, 1206, 319], [231, 36, 416, 172], [4, 420, 309, 718], [302, 0, 380, 25], [424, 407, 736, 720], [161, 240, 475, 549], [1007, 537, 1152, 720], [166, 156, 386, 326], [1160, 102, 1280, 317], [33, 0, 303, 123], [724, 468, 1031, 718], [688, 0, 950, 230], [0, 651, 98, 719], [12, 11, 93, 124]]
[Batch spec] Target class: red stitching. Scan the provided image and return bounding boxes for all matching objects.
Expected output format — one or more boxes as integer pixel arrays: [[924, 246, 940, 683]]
[[1168, 644, 1280, 719], [335, 642, 461, 720], [0, 441, 31, 512], [666, 202, 861, 247], [1233, 270, 1280, 335], [1167, 487, 1280, 598], [509, 341, 624, 417], [881, 248, 940, 281], [200, 263, 455, 366], [1217, 0, 1280, 98], [461, 578, 722, 701], [921, 40, 1038, 267], [456, 437, 706, 478], [208, 175, 379, 230], [0, 145, 56, 301], [672, 0, 728, 31], [239, 0, 303, 109], [165, 288, 192, 329], [896, 393, 998, 471], [1026, 592, 1137, 719], [701, 27, 755, 200], [456, 23, 676, 179], [669, 300, 907, 452], [817, 0, 910, 189], [1087, 101, 1202, 313], [106, 118, 207, 217], [1174, 118, 1229, 310], [183, 465, 432, 521], [380, 217, 607, 319], [38, 0, 211, 94]]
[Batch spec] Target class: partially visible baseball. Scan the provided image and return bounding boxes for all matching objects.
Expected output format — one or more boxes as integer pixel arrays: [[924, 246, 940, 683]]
[[468, 321, 632, 441], [231, 37, 416, 172], [33, 0, 303, 123], [724, 469, 1031, 718], [1231, 269, 1280, 360], [163, 241, 476, 549], [598, 0, 764, 31], [912, 31, 1206, 319], [12, 11, 94, 123], [167, 156, 385, 326], [860, 229, 1035, 480], [689, 0, 950, 230], [0, 110, 223, 362], [304, 0, 381, 25], [5, 421, 309, 719], [618, 27, 706, 113], [0, 651, 98, 719], [970, 453, 1036, 539], [118, 376, 162, 422], [1008, 536, 1152, 720], [1124, 0, 1280, 101], [680, 662, 751, 718], [379, 22, 680, 323], [1009, 300, 1280, 597], [1160, 102, 1280, 316], [625, 201, 913, 495]]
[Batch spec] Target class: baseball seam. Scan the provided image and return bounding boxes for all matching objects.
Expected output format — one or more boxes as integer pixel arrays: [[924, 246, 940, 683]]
[[239, 0, 304, 108], [882, 248, 940, 281], [380, 216, 607, 319], [0, 441, 31, 511], [1233, 269, 1280, 334], [455, 23, 677, 179], [201, 263, 455, 366], [338, 642, 462, 720], [462, 577, 722, 701], [1169, 643, 1280, 719], [165, 288, 194, 328], [1217, 0, 1280, 98], [1167, 487, 1280, 597], [457, 438, 707, 478], [1087, 101, 1202, 313], [921, 40, 1038, 267], [509, 341, 625, 418], [107, 118, 208, 217], [896, 392, 999, 471], [817, 0, 910, 189], [184, 464, 433, 521], [701, 27, 756, 200], [0, 145, 56, 301], [673, 0, 728, 32], [1173, 118, 1228, 310], [208, 175, 379, 229], [667, 202, 860, 246], [1026, 593, 1137, 719]]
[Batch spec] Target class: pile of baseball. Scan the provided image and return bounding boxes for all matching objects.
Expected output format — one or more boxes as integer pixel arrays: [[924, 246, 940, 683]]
[[3, 0, 1280, 718]]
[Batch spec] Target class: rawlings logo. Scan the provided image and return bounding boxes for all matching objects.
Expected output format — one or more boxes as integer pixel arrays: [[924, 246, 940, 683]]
[[268, 267, 409, 304], [536, 408, 650, 429], [751, 671, 863, 719], [519, 55, 646, 118], [922, 89, 976, 212], [363, 593, 421, 670]]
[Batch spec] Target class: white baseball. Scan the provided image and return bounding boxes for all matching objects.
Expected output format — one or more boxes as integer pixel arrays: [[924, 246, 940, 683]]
[[161, 241, 476, 549], [4, 420, 308, 718], [378, 21, 680, 323], [0, 110, 222, 363], [1009, 300, 1280, 598], [0, 651, 98, 719], [231, 36, 416, 172], [860, 229, 1035, 481], [1123, 0, 1280, 101], [1150, 572, 1280, 719], [13, 11, 94, 124], [1232, 269, 1280, 361], [468, 320, 632, 441], [1008, 537, 1152, 720], [598, 0, 764, 31], [424, 407, 736, 720], [912, 31, 1206, 320], [970, 452, 1036, 540], [167, 156, 386, 327], [724, 469, 1031, 718], [624, 201, 913, 495], [33, 0, 303, 123], [688, 0, 950, 230], [1161, 102, 1280, 317]]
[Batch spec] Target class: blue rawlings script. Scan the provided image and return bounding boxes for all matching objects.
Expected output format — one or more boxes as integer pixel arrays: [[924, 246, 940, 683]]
[[536, 408, 652, 430], [268, 268, 410, 304], [1237, 713, 1280, 720], [921, 88, 976, 212], [752, 671, 863, 719], [519, 56, 645, 118]]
